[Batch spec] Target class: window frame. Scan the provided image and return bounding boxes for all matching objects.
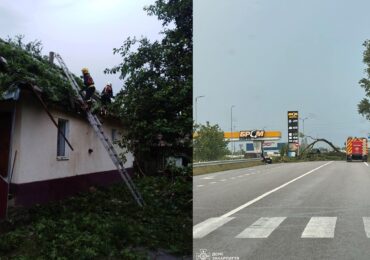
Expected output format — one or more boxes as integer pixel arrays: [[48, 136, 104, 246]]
[[56, 118, 70, 160]]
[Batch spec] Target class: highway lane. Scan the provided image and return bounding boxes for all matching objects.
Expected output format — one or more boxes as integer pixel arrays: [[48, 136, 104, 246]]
[[193, 161, 370, 260]]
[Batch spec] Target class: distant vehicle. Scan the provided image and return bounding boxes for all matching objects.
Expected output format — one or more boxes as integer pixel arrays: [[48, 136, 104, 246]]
[[261, 152, 272, 164], [346, 137, 368, 162]]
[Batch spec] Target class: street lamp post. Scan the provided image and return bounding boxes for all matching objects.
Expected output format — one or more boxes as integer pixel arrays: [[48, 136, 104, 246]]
[[299, 117, 309, 155], [231, 105, 235, 156], [195, 95, 205, 126]]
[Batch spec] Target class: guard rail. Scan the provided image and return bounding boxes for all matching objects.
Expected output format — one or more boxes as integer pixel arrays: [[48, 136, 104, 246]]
[[193, 158, 261, 168]]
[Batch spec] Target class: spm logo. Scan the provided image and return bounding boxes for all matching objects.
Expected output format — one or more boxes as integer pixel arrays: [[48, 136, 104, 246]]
[[239, 130, 265, 139]]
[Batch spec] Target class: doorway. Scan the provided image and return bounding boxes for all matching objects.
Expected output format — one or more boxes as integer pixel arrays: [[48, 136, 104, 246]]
[[0, 111, 13, 219]]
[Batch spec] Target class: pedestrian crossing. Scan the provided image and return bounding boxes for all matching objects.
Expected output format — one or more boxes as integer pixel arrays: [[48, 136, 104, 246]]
[[194, 216, 370, 239]]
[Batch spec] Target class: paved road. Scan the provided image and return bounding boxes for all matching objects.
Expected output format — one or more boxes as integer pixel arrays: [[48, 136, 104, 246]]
[[193, 161, 370, 260]]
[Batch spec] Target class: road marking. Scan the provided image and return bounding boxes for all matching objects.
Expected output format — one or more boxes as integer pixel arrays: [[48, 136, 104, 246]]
[[363, 217, 370, 237], [236, 217, 286, 238], [244, 174, 250, 176], [237, 175, 244, 178], [364, 162, 369, 167], [193, 217, 234, 239], [193, 161, 333, 239], [220, 179, 227, 182], [202, 176, 214, 180], [220, 161, 333, 219], [301, 217, 337, 238], [210, 182, 217, 184], [197, 185, 204, 188], [231, 177, 236, 180]]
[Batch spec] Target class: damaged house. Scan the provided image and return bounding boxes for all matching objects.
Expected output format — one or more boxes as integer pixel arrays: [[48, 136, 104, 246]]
[[0, 39, 134, 218]]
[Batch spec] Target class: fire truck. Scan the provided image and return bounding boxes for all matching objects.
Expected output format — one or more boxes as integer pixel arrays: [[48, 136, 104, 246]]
[[346, 137, 368, 162]]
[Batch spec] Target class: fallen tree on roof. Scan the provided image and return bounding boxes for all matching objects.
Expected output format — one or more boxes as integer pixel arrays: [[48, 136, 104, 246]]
[[0, 35, 83, 110]]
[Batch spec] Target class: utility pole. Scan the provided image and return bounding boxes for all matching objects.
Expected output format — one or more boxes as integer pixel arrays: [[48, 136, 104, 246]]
[[230, 105, 235, 156], [299, 117, 309, 156], [195, 95, 205, 126]]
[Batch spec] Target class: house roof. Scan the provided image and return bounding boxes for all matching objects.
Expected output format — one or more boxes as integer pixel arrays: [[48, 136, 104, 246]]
[[0, 38, 82, 110], [0, 38, 124, 125]]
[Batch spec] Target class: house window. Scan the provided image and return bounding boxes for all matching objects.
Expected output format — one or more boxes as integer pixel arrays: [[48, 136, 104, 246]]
[[57, 119, 69, 159]]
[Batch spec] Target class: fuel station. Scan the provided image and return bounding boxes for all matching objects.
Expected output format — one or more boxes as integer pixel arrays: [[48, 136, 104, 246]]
[[224, 130, 282, 155]]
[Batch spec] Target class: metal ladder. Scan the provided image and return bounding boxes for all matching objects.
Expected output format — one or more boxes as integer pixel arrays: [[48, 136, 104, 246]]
[[53, 53, 145, 207]]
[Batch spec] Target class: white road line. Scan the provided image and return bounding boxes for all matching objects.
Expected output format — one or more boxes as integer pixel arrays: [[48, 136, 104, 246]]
[[193, 217, 234, 239], [193, 161, 333, 239], [301, 217, 337, 238], [210, 182, 217, 184], [197, 185, 204, 188], [244, 174, 250, 176], [237, 175, 244, 178], [363, 217, 370, 237], [202, 176, 214, 180], [220, 179, 227, 182], [236, 217, 286, 238], [231, 177, 236, 180], [220, 161, 333, 219], [364, 162, 369, 167]]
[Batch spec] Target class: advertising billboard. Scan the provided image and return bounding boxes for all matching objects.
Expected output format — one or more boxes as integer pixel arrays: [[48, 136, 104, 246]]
[[287, 111, 299, 152]]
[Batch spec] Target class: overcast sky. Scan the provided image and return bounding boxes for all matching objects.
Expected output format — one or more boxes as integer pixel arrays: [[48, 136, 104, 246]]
[[194, 0, 370, 147], [0, 0, 163, 94]]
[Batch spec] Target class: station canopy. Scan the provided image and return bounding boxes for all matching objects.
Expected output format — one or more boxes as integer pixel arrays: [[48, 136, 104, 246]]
[[224, 130, 281, 142]]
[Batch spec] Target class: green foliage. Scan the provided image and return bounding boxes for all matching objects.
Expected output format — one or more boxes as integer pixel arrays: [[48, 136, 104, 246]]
[[359, 40, 370, 119], [0, 172, 192, 259], [0, 35, 83, 109], [193, 122, 229, 161], [105, 0, 192, 171], [279, 143, 288, 158]]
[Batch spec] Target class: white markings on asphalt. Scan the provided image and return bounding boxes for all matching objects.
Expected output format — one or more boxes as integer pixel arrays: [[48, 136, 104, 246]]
[[193, 161, 333, 239], [363, 217, 370, 237], [202, 176, 214, 180], [220, 161, 333, 219], [193, 217, 234, 239], [364, 162, 369, 167], [231, 177, 236, 180], [220, 179, 227, 182], [301, 217, 337, 238], [210, 182, 217, 184], [236, 217, 286, 238], [197, 185, 204, 188]]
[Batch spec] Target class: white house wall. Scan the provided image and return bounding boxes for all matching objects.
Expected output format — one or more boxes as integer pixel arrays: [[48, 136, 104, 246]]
[[12, 95, 133, 184]]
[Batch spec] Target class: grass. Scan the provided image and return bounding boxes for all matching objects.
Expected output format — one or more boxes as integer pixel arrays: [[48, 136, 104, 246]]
[[0, 170, 192, 259], [193, 152, 348, 176], [193, 160, 264, 176]]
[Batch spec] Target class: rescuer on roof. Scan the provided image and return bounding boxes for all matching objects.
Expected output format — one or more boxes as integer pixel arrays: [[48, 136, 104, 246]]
[[81, 67, 95, 103]]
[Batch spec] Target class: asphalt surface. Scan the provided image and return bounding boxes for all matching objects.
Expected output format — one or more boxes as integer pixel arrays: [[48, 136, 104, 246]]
[[193, 161, 370, 260]]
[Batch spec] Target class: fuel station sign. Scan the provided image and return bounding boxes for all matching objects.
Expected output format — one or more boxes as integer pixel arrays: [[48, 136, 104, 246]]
[[239, 130, 265, 139], [287, 111, 299, 151]]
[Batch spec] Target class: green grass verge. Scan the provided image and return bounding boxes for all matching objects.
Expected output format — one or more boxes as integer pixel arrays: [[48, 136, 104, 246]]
[[0, 172, 192, 259], [194, 153, 348, 176], [193, 160, 264, 176]]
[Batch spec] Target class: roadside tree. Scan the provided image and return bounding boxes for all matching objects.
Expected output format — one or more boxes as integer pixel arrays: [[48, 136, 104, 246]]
[[358, 40, 370, 119], [193, 122, 229, 161], [105, 0, 192, 173]]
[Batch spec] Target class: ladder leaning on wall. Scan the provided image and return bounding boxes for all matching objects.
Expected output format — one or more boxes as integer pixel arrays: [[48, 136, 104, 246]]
[[53, 53, 145, 207]]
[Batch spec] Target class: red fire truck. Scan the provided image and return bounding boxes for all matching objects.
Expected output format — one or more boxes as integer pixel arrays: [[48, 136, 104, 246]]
[[346, 137, 368, 162]]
